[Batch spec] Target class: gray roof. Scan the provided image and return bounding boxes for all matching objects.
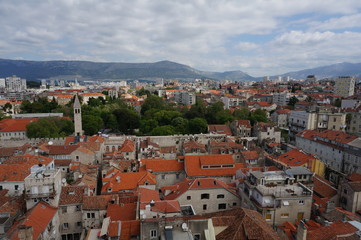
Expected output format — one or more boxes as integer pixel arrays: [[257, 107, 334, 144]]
[[285, 166, 313, 176]]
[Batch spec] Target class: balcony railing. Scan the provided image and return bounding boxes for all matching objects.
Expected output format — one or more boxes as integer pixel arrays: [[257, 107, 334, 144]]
[[25, 191, 56, 199]]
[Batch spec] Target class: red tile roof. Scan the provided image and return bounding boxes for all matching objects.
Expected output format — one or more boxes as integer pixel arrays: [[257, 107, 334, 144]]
[[0, 118, 38, 132], [107, 203, 137, 221], [208, 125, 232, 135], [120, 139, 135, 152], [59, 186, 86, 205], [183, 140, 207, 153], [6, 201, 58, 240], [297, 129, 357, 144], [184, 154, 244, 177], [242, 151, 259, 160], [141, 158, 184, 172], [307, 221, 358, 240], [236, 120, 252, 128], [102, 170, 156, 193], [274, 149, 316, 167], [313, 175, 337, 199]]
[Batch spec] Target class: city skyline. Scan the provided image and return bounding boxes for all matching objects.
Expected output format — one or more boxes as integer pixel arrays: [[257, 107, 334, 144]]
[[1, 0, 361, 76]]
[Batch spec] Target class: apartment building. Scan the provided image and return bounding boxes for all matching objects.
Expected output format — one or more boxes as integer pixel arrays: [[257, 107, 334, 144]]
[[239, 170, 312, 226], [221, 96, 245, 109], [174, 91, 196, 105], [334, 76, 355, 97]]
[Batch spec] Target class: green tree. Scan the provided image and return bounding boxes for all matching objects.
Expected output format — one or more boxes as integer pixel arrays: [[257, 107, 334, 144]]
[[150, 125, 177, 136], [250, 109, 268, 124], [188, 118, 208, 134], [234, 108, 251, 120], [140, 119, 159, 134], [184, 99, 206, 119], [26, 117, 74, 138], [113, 108, 140, 133], [333, 98, 341, 107], [82, 115, 103, 135], [171, 117, 189, 134], [141, 95, 165, 115], [3, 103, 12, 113], [305, 96, 313, 102], [154, 110, 182, 126], [288, 96, 299, 107]]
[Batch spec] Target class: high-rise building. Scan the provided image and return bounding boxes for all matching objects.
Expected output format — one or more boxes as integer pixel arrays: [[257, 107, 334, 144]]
[[335, 76, 355, 97], [174, 91, 196, 105], [5, 75, 27, 92]]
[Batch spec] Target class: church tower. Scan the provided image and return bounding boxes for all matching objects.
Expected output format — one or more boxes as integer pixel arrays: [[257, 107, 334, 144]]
[[74, 95, 83, 136]]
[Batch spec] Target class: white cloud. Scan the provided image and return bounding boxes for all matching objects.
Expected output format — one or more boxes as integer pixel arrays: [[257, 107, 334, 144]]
[[0, 0, 360, 76]]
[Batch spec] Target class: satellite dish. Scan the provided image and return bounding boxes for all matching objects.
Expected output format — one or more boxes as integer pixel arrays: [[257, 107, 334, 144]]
[[35, 149, 39, 153], [79, 174, 83, 178], [48, 141, 53, 145], [142, 214, 147, 219], [62, 178, 66, 183]]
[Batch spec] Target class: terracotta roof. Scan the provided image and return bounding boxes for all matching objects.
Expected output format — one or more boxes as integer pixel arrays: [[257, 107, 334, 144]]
[[0, 144, 32, 158], [307, 221, 358, 240], [348, 182, 361, 192], [275, 149, 315, 167], [276, 109, 291, 114], [138, 188, 160, 203], [313, 175, 337, 199], [204, 208, 279, 240], [83, 195, 113, 210], [184, 154, 244, 177], [6, 201, 58, 240], [102, 171, 156, 193], [120, 139, 135, 152], [256, 101, 272, 107], [141, 200, 181, 213], [236, 120, 252, 128], [208, 125, 232, 135], [242, 151, 259, 160], [59, 186, 86, 205], [296, 129, 357, 144], [141, 158, 184, 172], [80, 92, 105, 96], [0, 118, 38, 132], [46, 145, 79, 155], [346, 172, 361, 182], [159, 146, 176, 153], [161, 178, 239, 200], [183, 140, 207, 153], [107, 203, 137, 221]]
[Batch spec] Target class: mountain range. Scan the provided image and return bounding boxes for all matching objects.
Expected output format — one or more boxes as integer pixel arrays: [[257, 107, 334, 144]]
[[0, 58, 360, 81]]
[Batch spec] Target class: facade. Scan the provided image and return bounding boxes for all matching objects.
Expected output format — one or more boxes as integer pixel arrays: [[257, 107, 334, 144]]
[[161, 178, 241, 215], [58, 186, 85, 240], [272, 93, 290, 106], [239, 170, 312, 226], [253, 122, 281, 144], [174, 91, 196, 105], [221, 96, 245, 109], [230, 120, 252, 137], [5, 75, 27, 92], [347, 109, 361, 137], [339, 180, 361, 214], [24, 165, 62, 210], [334, 76, 355, 97], [271, 109, 290, 129]]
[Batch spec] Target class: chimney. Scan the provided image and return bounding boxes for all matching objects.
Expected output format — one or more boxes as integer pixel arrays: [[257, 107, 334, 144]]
[[116, 176, 120, 183], [296, 220, 307, 240], [18, 225, 33, 240], [325, 201, 335, 213]]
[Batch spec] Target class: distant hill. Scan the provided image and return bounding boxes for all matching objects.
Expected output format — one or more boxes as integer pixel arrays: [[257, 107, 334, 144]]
[[0, 59, 256, 81], [278, 62, 361, 80]]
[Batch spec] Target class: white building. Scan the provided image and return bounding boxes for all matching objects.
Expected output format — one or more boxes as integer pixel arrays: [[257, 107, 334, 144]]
[[335, 76, 355, 97], [5, 75, 27, 92], [221, 96, 245, 109], [174, 91, 196, 105]]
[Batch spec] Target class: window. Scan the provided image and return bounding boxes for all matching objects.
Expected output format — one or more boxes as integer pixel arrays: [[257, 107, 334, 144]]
[[161, 175, 165, 180], [217, 194, 225, 199], [62, 207, 67, 213], [281, 213, 289, 218], [187, 196, 191, 200], [91, 213, 95, 218], [63, 223, 69, 230], [194, 234, 201, 240], [203, 204, 207, 210], [233, 202, 237, 206], [218, 203, 227, 210], [176, 173, 180, 179], [344, 189, 348, 194], [77, 222, 82, 227], [87, 213, 90, 218], [201, 193, 210, 199], [265, 214, 272, 221], [15, 185, 19, 190], [299, 200, 304, 205], [150, 230, 157, 238], [76, 156, 79, 160], [76, 205, 81, 211], [0, 186, 2, 190]]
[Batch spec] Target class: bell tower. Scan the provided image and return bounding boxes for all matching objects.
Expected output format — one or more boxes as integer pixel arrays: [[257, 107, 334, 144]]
[[74, 95, 83, 136]]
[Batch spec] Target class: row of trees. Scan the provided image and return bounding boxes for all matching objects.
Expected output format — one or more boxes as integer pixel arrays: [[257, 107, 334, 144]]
[[21, 94, 268, 137]]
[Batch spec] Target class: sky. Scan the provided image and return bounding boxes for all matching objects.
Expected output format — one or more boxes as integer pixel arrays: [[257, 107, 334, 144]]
[[1, 0, 361, 77]]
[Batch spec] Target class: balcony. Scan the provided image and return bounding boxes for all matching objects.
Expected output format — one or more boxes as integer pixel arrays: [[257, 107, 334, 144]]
[[25, 191, 56, 199]]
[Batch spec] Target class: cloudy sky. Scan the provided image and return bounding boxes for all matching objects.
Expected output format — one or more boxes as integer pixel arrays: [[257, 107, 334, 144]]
[[1, 0, 361, 76]]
